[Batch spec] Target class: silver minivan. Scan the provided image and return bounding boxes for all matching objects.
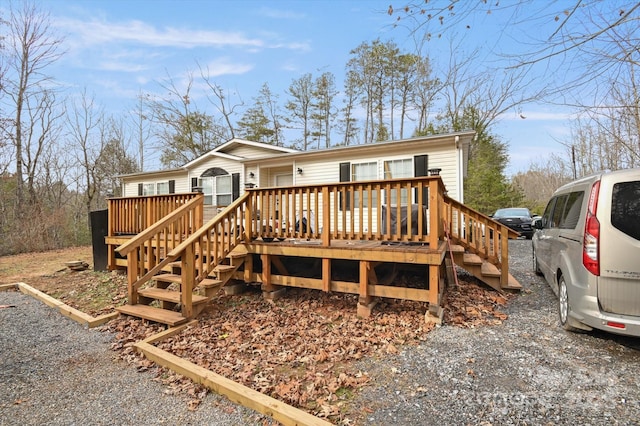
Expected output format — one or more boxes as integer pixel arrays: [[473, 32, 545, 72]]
[[532, 168, 640, 336]]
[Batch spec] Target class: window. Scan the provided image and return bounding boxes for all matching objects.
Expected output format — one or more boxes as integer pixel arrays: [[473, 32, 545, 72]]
[[551, 195, 568, 228], [384, 159, 412, 205], [611, 181, 640, 241], [541, 197, 557, 228], [199, 177, 213, 205], [142, 183, 155, 196], [216, 175, 232, 206], [558, 191, 584, 229], [156, 181, 169, 195], [352, 162, 378, 207]]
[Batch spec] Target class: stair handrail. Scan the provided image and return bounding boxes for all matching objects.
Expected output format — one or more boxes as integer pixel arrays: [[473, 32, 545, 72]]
[[163, 192, 251, 317], [115, 193, 204, 305], [443, 194, 518, 286]]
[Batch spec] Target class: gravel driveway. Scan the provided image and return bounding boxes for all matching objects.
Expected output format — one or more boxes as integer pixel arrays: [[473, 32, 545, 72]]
[[2, 239, 640, 425]]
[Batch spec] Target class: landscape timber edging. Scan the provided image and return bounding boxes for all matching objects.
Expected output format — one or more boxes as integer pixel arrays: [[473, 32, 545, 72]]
[[135, 322, 334, 426], [1, 282, 334, 425], [0, 282, 118, 328]]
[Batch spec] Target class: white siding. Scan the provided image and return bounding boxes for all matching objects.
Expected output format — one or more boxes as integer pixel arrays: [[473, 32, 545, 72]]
[[122, 172, 188, 197], [289, 144, 460, 235], [225, 145, 287, 159], [293, 144, 461, 201]]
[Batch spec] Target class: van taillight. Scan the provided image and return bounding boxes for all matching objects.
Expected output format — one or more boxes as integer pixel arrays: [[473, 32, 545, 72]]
[[583, 181, 601, 276]]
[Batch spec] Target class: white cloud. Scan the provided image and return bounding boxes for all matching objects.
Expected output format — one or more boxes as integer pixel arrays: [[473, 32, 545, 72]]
[[200, 58, 254, 77], [54, 17, 264, 49], [258, 7, 306, 20]]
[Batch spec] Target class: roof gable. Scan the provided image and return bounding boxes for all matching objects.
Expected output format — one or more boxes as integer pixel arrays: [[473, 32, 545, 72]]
[[182, 138, 299, 169]]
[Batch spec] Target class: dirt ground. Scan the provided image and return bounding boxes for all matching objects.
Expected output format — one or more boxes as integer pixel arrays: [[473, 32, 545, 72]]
[[0, 246, 128, 316]]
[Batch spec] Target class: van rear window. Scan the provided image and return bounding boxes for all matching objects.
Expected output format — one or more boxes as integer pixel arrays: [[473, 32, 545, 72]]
[[611, 181, 640, 241], [559, 191, 584, 229]]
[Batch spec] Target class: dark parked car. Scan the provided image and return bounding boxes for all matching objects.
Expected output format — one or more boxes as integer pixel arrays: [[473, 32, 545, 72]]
[[491, 207, 534, 239]]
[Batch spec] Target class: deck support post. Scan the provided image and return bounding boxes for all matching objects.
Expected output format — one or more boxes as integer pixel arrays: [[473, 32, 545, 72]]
[[243, 253, 253, 283], [322, 258, 331, 292], [425, 263, 444, 324], [357, 260, 377, 317], [261, 254, 272, 290], [261, 254, 285, 300]]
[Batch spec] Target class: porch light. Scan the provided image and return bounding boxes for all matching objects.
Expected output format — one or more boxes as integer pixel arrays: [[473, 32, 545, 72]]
[[249, 172, 255, 178], [428, 168, 442, 176], [297, 167, 303, 175]]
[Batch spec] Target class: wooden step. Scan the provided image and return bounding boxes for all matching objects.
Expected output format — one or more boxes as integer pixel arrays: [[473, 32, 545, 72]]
[[199, 278, 223, 289], [448, 244, 466, 254], [503, 273, 523, 290], [116, 304, 187, 326], [138, 288, 207, 304], [480, 262, 501, 277], [463, 253, 482, 266], [227, 252, 247, 259], [214, 264, 236, 273], [153, 274, 182, 285]]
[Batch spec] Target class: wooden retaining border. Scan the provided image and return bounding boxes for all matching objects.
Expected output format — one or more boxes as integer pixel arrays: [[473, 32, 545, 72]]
[[135, 322, 333, 426], [0, 282, 118, 328], [1, 282, 333, 425]]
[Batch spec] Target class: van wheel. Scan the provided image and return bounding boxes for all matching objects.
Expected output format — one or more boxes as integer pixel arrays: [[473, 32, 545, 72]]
[[558, 276, 578, 331], [532, 247, 542, 276]]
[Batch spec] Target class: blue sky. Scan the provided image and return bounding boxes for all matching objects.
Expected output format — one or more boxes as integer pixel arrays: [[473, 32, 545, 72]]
[[39, 0, 575, 175]]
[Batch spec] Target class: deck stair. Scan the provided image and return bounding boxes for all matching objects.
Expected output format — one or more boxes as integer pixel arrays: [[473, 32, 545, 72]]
[[116, 251, 246, 325], [449, 244, 522, 291]]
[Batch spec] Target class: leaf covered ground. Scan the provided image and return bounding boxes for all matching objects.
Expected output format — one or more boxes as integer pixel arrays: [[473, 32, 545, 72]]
[[1, 247, 513, 424], [104, 278, 512, 423]]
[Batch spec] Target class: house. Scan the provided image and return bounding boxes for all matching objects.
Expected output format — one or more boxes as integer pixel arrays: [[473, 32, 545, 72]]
[[119, 131, 475, 221], [108, 129, 520, 329]]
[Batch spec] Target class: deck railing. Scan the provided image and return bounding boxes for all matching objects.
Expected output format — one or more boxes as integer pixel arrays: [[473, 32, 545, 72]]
[[107, 193, 202, 236], [444, 195, 518, 284], [247, 176, 446, 247]]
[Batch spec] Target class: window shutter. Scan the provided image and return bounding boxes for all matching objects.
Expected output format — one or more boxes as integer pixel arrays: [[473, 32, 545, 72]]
[[138, 183, 143, 196], [168, 180, 175, 194], [191, 177, 198, 191], [339, 162, 351, 210], [232, 173, 240, 200], [414, 155, 428, 177], [414, 155, 429, 208]]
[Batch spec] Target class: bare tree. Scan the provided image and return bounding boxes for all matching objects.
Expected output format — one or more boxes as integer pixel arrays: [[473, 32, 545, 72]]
[[198, 62, 243, 141], [285, 73, 314, 150], [3, 1, 64, 210], [147, 71, 226, 167], [67, 89, 104, 223], [130, 91, 154, 171]]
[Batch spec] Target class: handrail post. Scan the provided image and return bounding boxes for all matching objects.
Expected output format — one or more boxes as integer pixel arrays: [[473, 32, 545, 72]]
[[127, 249, 139, 305], [429, 178, 440, 248], [244, 192, 253, 243], [322, 187, 330, 246], [182, 243, 194, 318], [500, 224, 510, 286]]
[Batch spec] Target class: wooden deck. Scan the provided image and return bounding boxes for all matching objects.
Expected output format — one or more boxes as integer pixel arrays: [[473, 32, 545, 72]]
[[106, 177, 520, 326]]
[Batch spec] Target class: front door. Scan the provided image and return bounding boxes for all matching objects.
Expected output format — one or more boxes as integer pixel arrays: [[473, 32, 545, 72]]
[[275, 173, 293, 187]]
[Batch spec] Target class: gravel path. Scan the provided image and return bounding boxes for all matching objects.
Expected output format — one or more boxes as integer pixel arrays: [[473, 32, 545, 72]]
[[2, 239, 640, 425], [351, 239, 640, 425], [0, 291, 260, 425]]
